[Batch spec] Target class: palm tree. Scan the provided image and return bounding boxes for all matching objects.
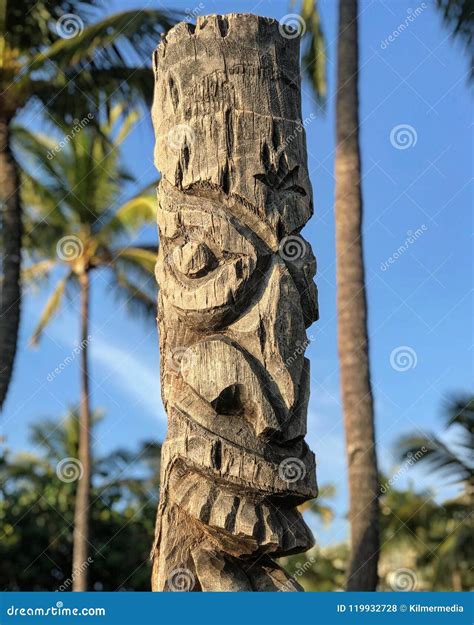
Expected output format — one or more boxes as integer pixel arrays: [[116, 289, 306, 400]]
[[435, 0, 473, 79], [15, 108, 157, 590], [0, 0, 176, 409], [300, 0, 379, 589], [398, 395, 474, 498], [334, 0, 379, 590], [1, 409, 162, 590], [397, 395, 474, 590], [299, 0, 327, 108]]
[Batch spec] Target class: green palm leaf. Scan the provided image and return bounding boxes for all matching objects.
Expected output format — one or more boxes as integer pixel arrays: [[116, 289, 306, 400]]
[[112, 246, 157, 274], [113, 269, 156, 319], [301, 0, 327, 107], [27, 9, 177, 75], [30, 273, 70, 345], [100, 194, 156, 236]]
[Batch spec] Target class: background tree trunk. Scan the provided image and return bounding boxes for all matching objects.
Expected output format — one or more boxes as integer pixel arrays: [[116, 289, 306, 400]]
[[151, 14, 319, 592], [72, 271, 91, 591], [0, 116, 22, 410], [335, 0, 380, 591]]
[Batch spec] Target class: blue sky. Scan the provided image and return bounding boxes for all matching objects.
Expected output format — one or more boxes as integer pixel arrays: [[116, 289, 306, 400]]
[[3, 0, 472, 546]]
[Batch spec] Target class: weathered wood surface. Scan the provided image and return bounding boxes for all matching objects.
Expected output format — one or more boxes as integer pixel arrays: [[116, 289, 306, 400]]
[[151, 13, 319, 592]]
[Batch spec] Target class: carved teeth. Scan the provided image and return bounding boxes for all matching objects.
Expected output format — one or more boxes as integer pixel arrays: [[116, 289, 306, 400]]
[[152, 12, 318, 592]]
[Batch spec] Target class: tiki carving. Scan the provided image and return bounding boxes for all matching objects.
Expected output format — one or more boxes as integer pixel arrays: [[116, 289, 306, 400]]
[[151, 14, 319, 592]]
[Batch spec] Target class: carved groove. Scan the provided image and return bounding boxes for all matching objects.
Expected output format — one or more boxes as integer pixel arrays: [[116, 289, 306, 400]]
[[151, 13, 318, 592]]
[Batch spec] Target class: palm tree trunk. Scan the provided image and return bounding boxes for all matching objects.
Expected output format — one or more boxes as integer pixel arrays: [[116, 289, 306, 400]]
[[72, 271, 91, 591], [335, 0, 380, 590], [0, 115, 22, 410], [452, 568, 462, 591]]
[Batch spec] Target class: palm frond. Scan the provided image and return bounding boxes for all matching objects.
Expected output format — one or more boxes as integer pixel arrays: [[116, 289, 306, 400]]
[[444, 394, 474, 434], [26, 9, 177, 77], [30, 273, 70, 345], [22, 259, 57, 285], [112, 108, 141, 146], [436, 0, 474, 80], [30, 66, 155, 121], [112, 246, 157, 274], [112, 269, 156, 319], [301, 0, 327, 108], [397, 434, 473, 486], [99, 193, 156, 236]]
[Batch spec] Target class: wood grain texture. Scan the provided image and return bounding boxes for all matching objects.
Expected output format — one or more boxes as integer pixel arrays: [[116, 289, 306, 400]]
[[151, 13, 319, 592]]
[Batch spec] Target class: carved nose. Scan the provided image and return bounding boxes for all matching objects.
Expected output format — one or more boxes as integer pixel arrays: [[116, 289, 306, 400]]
[[173, 241, 215, 278], [180, 339, 282, 437]]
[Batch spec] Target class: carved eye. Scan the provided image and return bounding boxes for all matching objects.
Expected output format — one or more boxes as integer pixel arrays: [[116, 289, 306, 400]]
[[172, 241, 216, 278]]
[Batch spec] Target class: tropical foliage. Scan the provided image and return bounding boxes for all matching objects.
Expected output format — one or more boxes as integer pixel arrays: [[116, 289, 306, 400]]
[[16, 106, 158, 334], [0, 410, 160, 591], [391, 395, 474, 590], [0, 0, 177, 408], [14, 107, 157, 589]]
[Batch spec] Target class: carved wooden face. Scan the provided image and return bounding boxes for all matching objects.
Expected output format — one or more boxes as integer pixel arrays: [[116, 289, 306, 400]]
[[156, 185, 270, 328], [155, 184, 317, 529]]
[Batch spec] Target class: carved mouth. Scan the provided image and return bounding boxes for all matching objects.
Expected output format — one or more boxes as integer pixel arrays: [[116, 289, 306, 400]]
[[164, 409, 318, 502], [166, 458, 315, 557]]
